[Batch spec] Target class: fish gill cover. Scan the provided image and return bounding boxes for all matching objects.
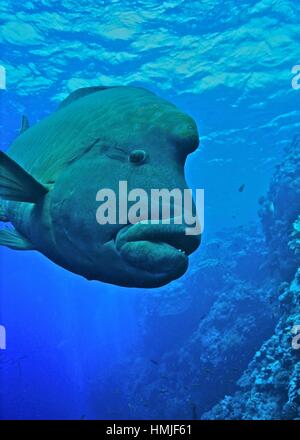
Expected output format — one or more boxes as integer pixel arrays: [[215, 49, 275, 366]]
[[0, 0, 299, 421]]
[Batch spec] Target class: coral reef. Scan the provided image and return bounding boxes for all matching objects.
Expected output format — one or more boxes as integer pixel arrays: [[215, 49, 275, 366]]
[[202, 269, 300, 420], [118, 225, 277, 419], [119, 134, 299, 420], [258, 134, 300, 279], [202, 136, 300, 420]]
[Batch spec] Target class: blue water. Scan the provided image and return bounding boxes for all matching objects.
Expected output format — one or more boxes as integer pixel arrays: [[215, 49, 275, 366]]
[[0, 0, 299, 420]]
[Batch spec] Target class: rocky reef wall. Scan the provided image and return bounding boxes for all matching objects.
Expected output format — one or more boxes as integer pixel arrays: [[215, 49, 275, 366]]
[[203, 136, 300, 420], [117, 134, 299, 420]]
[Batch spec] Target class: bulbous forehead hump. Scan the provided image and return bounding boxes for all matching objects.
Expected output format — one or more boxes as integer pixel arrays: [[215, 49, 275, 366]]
[[112, 87, 200, 152], [72, 86, 199, 153]]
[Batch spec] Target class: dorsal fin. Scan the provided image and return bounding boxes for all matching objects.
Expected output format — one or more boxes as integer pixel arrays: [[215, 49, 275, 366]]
[[20, 115, 30, 135], [58, 86, 116, 110]]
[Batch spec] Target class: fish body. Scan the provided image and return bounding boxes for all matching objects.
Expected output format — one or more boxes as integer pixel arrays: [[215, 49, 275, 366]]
[[0, 86, 200, 288]]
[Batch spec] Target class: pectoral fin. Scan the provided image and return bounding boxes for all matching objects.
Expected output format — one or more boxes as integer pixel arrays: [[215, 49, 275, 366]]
[[0, 151, 48, 203], [0, 228, 34, 250], [0, 203, 9, 222]]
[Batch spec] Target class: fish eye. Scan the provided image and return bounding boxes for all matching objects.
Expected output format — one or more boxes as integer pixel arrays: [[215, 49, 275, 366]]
[[129, 149, 147, 164]]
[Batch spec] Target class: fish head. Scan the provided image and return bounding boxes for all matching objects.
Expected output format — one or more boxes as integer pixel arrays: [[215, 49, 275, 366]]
[[49, 88, 201, 287]]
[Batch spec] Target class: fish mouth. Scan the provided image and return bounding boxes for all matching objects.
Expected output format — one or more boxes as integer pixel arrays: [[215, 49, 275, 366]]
[[115, 220, 200, 276]]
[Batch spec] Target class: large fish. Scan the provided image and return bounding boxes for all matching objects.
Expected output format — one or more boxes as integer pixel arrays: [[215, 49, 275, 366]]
[[0, 86, 201, 287]]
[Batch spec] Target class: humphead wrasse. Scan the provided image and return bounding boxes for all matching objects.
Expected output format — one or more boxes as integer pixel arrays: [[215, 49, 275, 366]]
[[0, 86, 201, 287]]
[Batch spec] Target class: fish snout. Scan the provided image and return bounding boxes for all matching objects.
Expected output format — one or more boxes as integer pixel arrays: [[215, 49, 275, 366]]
[[114, 221, 200, 276], [116, 221, 200, 255]]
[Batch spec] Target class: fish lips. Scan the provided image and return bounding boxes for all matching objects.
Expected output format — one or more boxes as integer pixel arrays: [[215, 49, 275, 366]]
[[115, 220, 200, 276]]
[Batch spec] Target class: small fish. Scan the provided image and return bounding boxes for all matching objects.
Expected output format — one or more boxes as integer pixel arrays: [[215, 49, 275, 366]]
[[291, 134, 300, 148], [199, 314, 207, 321], [150, 359, 159, 365], [238, 184, 245, 192], [268, 201, 275, 213], [192, 403, 198, 420], [159, 389, 168, 394]]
